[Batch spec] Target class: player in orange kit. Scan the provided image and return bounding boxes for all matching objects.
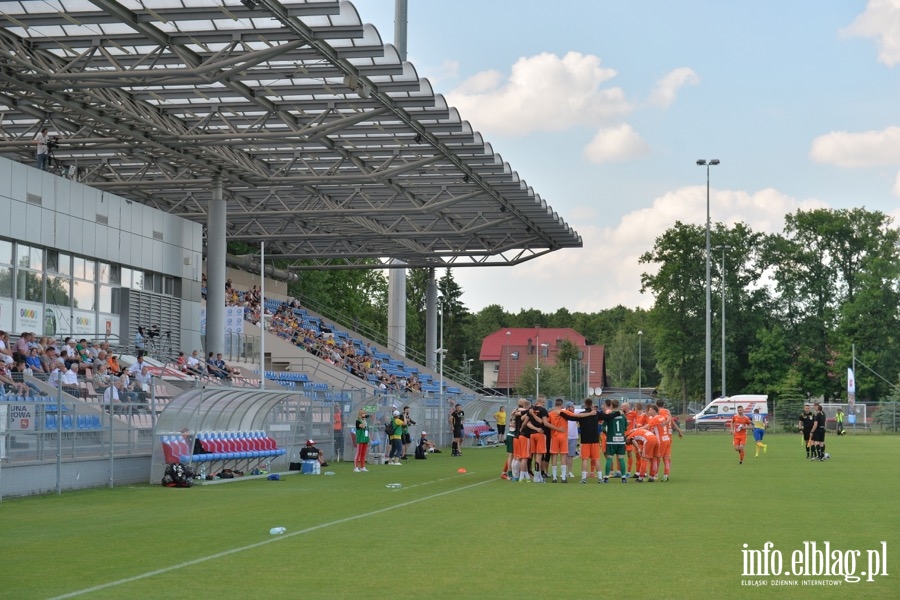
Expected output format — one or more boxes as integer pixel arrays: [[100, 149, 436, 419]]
[[625, 425, 659, 482], [654, 399, 683, 481], [729, 405, 753, 464]]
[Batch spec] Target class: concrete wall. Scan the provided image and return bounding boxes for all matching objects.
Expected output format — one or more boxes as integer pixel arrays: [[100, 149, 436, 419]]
[[1, 455, 151, 498]]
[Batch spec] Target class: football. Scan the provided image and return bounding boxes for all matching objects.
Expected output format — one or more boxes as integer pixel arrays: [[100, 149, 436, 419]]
[[823, 453, 831, 460]]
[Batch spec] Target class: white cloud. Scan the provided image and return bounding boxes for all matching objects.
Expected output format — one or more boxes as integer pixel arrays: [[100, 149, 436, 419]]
[[583, 124, 651, 163], [455, 187, 827, 313], [445, 51, 631, 135], [893, 171, 900, 197], [842, 0, 900, 66], [648, 67, 700, 108], [809, 126, 900, 167]]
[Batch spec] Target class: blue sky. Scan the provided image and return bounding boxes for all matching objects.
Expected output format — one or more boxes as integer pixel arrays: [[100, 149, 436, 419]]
[[355, 0, 900, 313]]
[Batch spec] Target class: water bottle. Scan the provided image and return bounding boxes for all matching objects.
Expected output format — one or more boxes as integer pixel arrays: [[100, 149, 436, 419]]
[[323, 471, 335, 476], [199, 467, 206, 480], [269, 527, 286, 535]]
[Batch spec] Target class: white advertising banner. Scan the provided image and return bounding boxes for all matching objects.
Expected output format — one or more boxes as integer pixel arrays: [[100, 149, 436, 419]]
[[0, 297, 12, 332], [73, 309, 96, 336], [14, 300, 43, 334]]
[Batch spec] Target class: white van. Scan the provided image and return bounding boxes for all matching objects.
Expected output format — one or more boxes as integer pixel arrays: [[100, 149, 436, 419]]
[[687, 395, 768, 431]]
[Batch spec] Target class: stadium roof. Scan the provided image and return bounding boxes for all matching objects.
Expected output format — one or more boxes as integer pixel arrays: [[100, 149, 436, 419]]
[[0, 0, 582, 270]]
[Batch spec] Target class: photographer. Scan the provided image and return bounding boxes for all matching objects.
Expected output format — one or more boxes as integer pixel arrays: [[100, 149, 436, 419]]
[[401, 405, 416, 459], [34, 128, 50, 171]]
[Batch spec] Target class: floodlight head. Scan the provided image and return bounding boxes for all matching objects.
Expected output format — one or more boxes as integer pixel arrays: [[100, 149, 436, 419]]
[[710, 159, 720, 165], [696, 159, 707, 166]]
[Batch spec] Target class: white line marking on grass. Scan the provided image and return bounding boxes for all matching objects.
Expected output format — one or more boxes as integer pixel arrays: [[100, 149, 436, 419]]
[[394, 473, 471, 490], [48, 477, 492, 600]]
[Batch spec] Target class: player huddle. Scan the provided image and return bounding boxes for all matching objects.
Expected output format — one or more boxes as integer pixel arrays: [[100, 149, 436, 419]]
[[501, 397, 683, 484]]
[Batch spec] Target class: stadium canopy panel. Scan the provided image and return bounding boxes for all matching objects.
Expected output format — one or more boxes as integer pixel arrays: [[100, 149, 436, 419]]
[[0, 0, 582, 270]]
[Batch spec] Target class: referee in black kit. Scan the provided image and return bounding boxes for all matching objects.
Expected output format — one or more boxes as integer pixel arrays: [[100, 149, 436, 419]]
[[799, 404, 815, 459]]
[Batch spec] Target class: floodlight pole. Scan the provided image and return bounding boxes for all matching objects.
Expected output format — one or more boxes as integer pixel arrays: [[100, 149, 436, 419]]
[[259, 240, 265, 390], [713, 244, 732, 398], [638, 330, 643, 401], [697, 159, 720, 406]]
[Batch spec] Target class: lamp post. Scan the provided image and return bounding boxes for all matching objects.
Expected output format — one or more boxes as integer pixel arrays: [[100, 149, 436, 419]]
[[535, 342, 548, 400], [696, 158, 720, 405], [438, 298, 445, 413], [713, 244, 731, 398], [505, 330, 511, 394], [638, 330, 643, 401]]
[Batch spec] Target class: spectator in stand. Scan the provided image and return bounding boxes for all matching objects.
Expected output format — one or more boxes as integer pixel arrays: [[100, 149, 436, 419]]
[[0, 362, 31, 396], [0, 330, 14, 365], [60, 338, 82, 371], [93, 362, 112, 394], [25, 347, 43, 373], [176, 351, 188, 372], [127, 354, 147, 378], [134, 366, 153, 409], [61, 362, 81, 397], [39, 346, 57, 375], [214, 353, 240, 379], [185, 350, 206, 377], [47, 358, 65, 389], [102, 376, 124, 412], [11, 360, 42, 396], [15, 332, 32, 362], [75, 339, 93, 364], [107, 353, 123, 376]]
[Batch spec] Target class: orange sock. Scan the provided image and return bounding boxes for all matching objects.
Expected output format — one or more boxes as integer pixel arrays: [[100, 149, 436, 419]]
[[627, 455, 634, 473], [663, 458, 671, 475], [739, 449, 745, 461]]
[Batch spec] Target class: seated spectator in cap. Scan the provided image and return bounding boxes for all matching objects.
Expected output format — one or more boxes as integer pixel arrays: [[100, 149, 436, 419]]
[[299, 439, 328, 467], [415, 431, 436, 459], [60, 337, 82, 371]]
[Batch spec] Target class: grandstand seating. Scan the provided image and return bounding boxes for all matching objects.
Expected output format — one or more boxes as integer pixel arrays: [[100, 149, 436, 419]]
[[257, 297, 467, 399]]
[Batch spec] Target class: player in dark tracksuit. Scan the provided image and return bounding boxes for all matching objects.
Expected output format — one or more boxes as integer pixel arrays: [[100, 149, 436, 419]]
[[799, 405, 815, 459]]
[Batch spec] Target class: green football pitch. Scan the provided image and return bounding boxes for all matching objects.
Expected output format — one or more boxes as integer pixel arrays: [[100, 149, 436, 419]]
[[2, 434, 897, 599]]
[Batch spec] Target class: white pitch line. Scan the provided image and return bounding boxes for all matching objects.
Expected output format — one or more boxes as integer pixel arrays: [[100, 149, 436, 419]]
[[48, 476, 490, 600]]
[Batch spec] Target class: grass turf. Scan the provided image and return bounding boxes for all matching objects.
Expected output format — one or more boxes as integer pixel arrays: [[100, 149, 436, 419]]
[[1, 433, 898, 599]]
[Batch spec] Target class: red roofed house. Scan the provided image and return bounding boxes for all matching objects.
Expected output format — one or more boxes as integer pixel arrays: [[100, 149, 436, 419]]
[[478, 328, 606, 395]]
